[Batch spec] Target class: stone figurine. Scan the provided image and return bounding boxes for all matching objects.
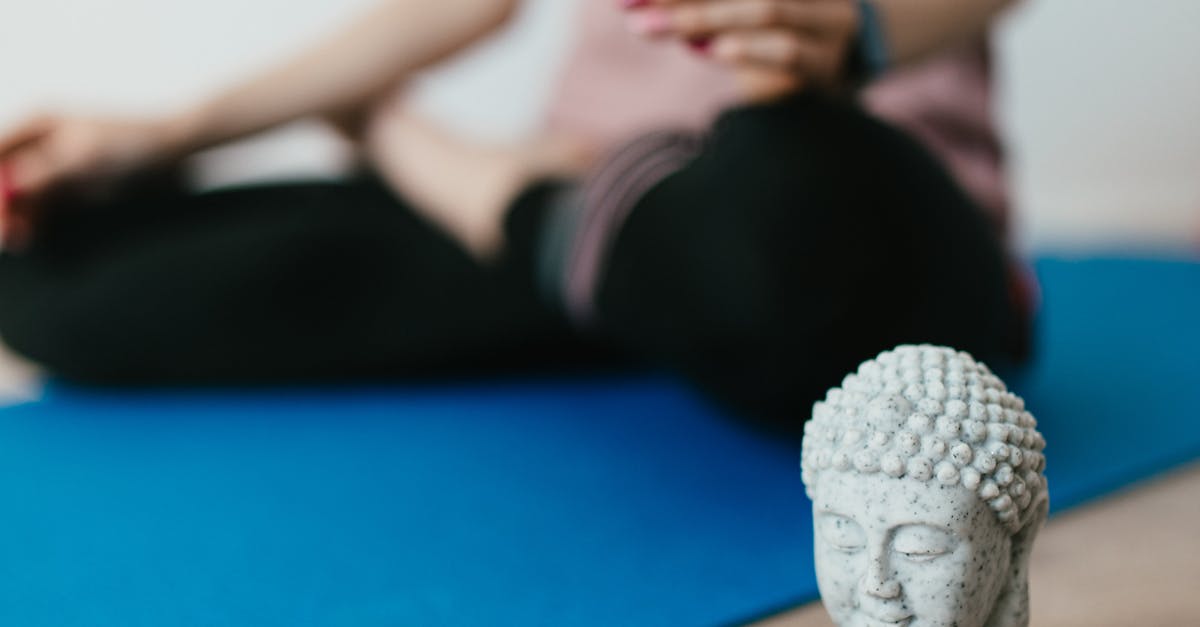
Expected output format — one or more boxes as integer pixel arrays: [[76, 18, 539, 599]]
[[801, 345, 1048, 627]]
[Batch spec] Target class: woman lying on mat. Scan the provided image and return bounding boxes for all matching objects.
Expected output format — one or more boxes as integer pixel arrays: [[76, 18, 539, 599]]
[[0, 0, 1028, 435]]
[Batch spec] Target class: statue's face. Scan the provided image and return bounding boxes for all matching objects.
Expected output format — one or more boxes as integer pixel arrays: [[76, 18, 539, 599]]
[[813, 471, 1011, 627]]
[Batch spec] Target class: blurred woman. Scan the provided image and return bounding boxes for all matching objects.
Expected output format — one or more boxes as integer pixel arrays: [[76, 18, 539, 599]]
[[0, 0, 1028, 435]]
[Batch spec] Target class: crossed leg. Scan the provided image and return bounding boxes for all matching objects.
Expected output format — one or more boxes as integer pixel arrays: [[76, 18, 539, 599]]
[[357, 93, 1022, 434], [0, 93, 1022, 437], [0, 175, 606, 385]]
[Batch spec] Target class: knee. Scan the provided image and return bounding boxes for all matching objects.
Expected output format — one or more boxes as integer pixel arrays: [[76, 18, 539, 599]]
[[710, 94, 890, 160], [703, 93, 951, 209]]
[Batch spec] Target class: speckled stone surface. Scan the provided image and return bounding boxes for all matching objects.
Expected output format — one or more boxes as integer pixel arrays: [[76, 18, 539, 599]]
[[801, 345, 1049, 627]]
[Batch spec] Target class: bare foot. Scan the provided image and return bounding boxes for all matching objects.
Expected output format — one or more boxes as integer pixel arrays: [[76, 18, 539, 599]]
[[0, 340, 40, 406], [364, 109, 594, 260]]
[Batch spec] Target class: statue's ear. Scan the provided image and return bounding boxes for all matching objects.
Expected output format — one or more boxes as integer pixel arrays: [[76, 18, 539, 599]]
[[984, 496, 1049, 627], [1013, 496, 1049, 564], [1008, 496, 1049, 591]]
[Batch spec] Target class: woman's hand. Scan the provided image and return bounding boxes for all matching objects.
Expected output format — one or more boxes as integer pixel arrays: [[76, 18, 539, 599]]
[[623, 0, 860, 97], [0, 114, 183, 249]]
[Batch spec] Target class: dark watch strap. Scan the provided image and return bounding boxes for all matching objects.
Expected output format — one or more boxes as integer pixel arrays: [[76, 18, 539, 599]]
[[851, 0, 891, 82]]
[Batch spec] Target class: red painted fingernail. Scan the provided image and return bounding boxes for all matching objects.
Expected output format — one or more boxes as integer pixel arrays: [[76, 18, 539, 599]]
[[687, 37, 713, 54], [620, 0, 650, 8], [0, 161, 17, 205]]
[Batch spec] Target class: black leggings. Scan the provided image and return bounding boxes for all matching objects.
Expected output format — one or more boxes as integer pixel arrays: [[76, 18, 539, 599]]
[[0, 176, 612, 384], [0, 94, 1021, 435], [581, 95, 1021, 429]]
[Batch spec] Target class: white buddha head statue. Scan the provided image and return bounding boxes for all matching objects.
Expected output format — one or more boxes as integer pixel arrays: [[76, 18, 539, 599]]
[[800, 345, 1048, 627]]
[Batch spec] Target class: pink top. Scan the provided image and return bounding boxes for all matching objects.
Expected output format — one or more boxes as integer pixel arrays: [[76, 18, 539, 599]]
[[544, 2, 740, 151], [545, 1, 1009, 230]]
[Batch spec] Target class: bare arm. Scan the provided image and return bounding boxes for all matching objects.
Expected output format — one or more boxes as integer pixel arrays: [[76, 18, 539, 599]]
[[0, 0, 519, 245], [165, 0, 519, 154]]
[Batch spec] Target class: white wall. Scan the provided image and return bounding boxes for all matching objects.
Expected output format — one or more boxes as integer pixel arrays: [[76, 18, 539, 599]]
[[0, 0, 581, 184], [998, 0, 1200, 253], [2, 0, 376, 182], [3, 0, 1198, 253]]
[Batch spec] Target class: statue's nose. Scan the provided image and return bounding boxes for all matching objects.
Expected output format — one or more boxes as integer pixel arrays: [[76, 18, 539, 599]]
[[860, 549, 902, 599], [862, 576, 902, 599]]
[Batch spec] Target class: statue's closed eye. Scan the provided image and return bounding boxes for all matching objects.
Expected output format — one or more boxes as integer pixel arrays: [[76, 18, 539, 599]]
[[892, 525, 958, 562], [817, 514, 866, 552]]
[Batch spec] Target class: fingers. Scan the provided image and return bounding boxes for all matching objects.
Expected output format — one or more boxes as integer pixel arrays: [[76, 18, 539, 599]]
[[0, 160, 16, 206], [0, 114, 55, 158], [623, 0, 859, 93], [627, 0, 856, 41], [8, 150, 57, 200], [0, 161, 14, 238], [0, 161, 32, 252], [0, 114, 58, 219], [711, 29, 833, 76], [0, 125, 66, 251], [0, 146, 78, 251]]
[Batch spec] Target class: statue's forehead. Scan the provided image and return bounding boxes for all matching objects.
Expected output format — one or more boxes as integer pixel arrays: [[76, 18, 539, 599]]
[[815, 471, 984, 529]]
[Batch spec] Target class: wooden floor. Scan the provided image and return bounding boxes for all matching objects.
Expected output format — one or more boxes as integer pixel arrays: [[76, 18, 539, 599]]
[[753, 462, 1200, 626]]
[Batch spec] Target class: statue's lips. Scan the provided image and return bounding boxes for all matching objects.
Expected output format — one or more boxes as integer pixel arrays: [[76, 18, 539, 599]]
[[852, 599, 913, 626], [859, 614, 913, 627]]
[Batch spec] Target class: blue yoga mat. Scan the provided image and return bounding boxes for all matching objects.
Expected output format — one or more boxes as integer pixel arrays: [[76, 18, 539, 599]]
[[0, 256, 1197, 626]]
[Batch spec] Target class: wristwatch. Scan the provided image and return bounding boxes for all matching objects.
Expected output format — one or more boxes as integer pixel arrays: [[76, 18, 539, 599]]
[[847, 0, 891, 84]]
